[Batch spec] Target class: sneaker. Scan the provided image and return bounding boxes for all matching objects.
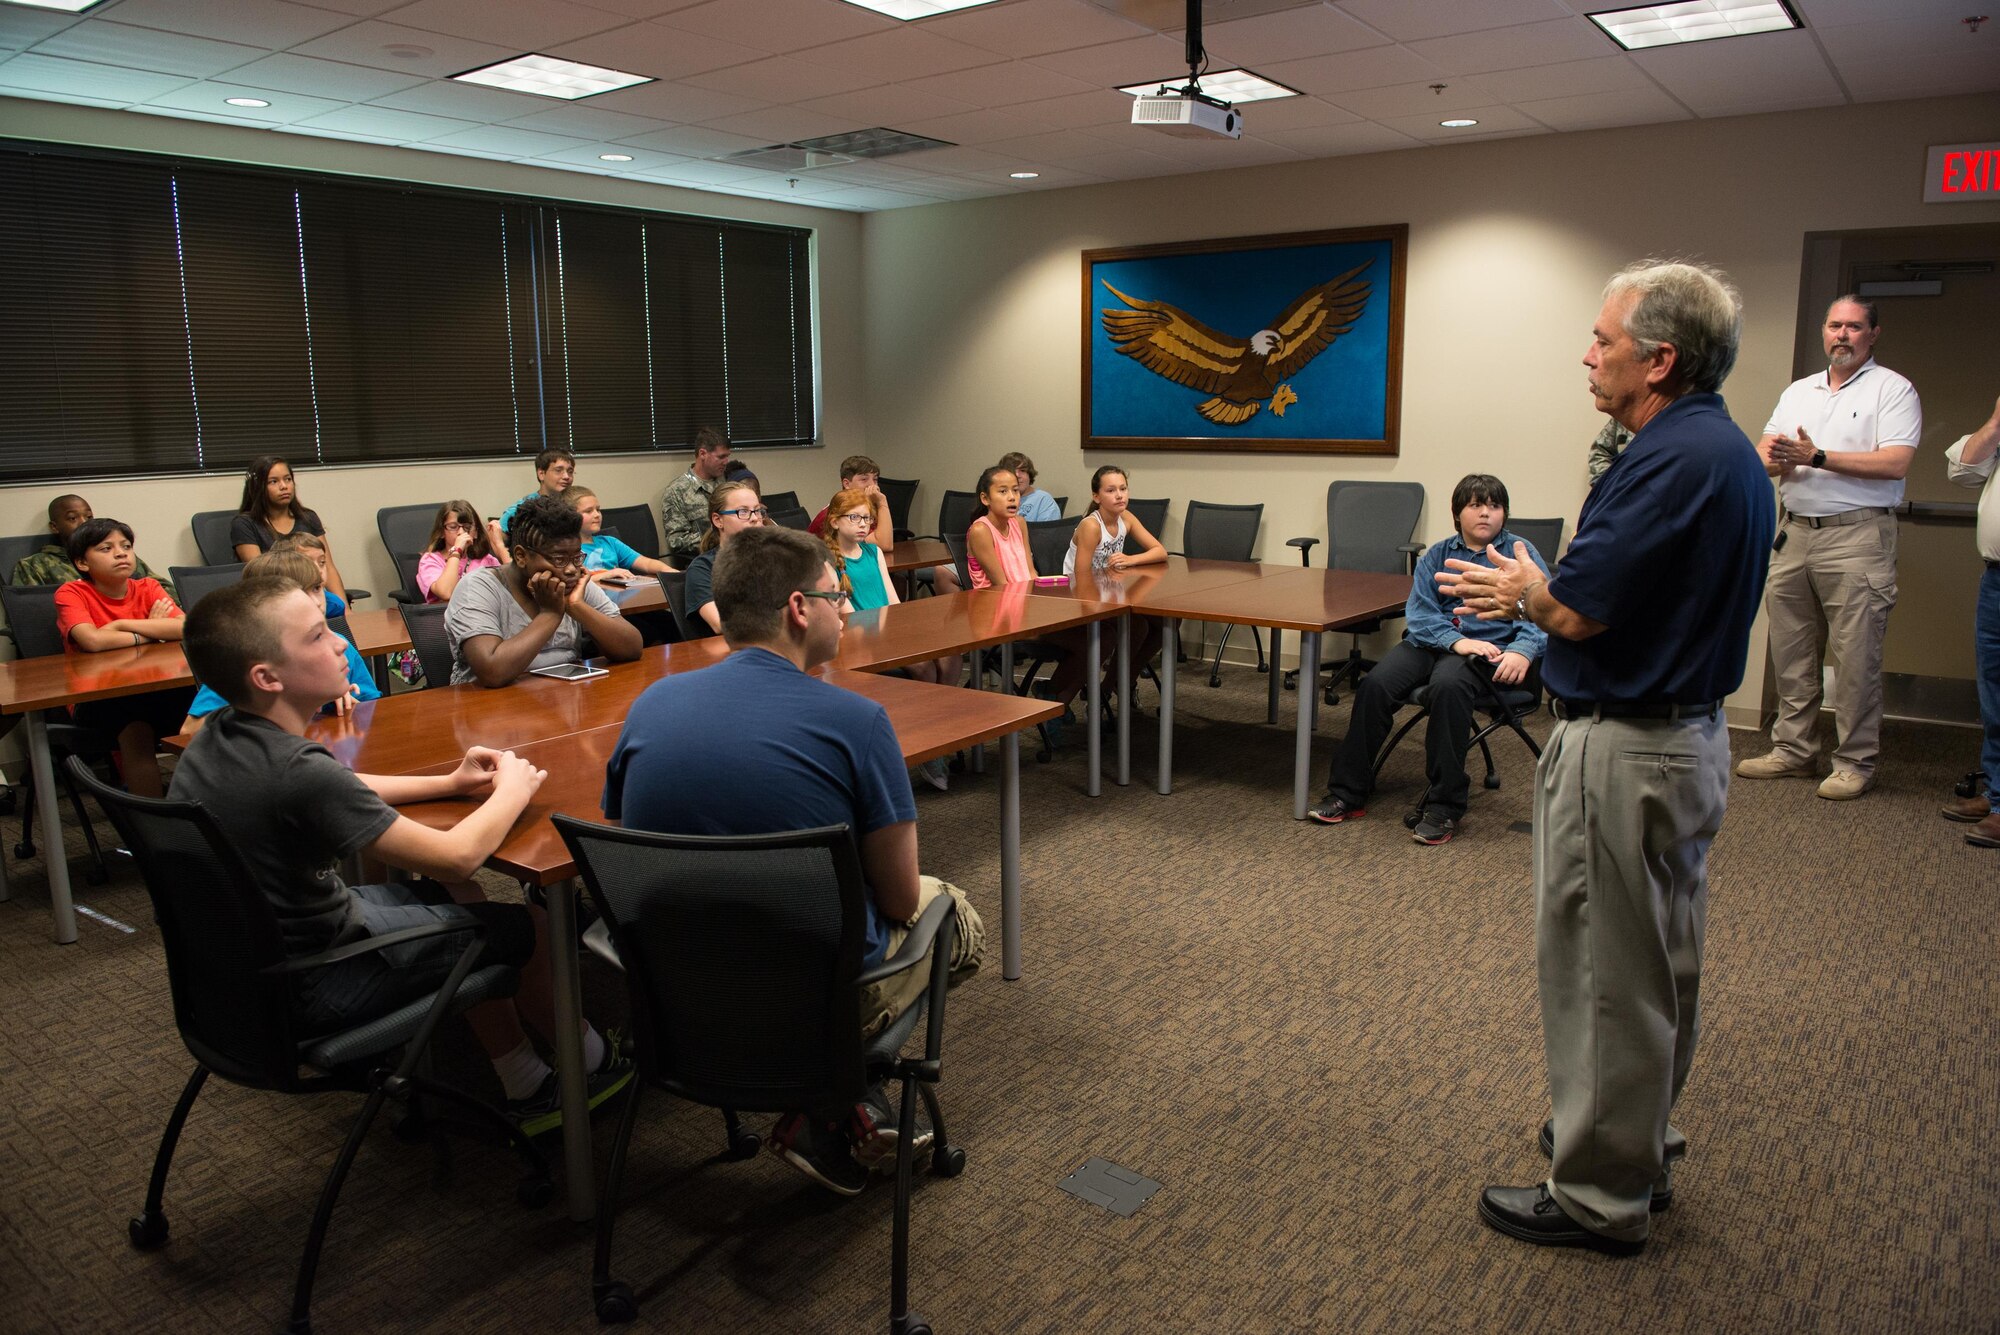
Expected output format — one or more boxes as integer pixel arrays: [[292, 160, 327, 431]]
[[850, 1089, 935, 1175], [916, 757, 950, 792], [1411, 811, 1457, 845], [768, 1111, 868, 1196], [507, 1055, 636, 1139], [1816, 770, 1873, 801], [1307, 797, 1365, 825], [1735, 752, 1817, 780]]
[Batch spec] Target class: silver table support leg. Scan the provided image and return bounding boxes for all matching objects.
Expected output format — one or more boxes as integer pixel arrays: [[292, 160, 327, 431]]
[[1117, 614, 1131, 787], [1085, 621, 1100, 798], [1268, 628, 1282, 725], [1294, 631, 1321, 820], [26, 713, 76, 944], [1002, 728, 1021, 980], [1158, 619, 1177, 795], [546, 876, 596, 1221]]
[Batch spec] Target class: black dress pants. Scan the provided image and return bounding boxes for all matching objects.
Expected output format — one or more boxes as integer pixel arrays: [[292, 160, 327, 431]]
[[1323, 639, 1486, 820]]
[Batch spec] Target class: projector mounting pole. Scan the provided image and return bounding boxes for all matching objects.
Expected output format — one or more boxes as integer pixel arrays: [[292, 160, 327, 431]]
[[1184, 0, 1204, 90]]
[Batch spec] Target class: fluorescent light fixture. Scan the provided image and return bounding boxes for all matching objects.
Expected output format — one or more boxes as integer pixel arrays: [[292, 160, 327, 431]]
[[452, 54, 653, 101], [1118, 69, 1299, 104], [0, 0, 111, 11], [1009, 171, 1038, 179], [1440, 118, 1478, 128], [224, 97, 271, 108], [1587, 0, 1800, 51], [599, 153, 634, 162], [836, 0, 1006, 18]]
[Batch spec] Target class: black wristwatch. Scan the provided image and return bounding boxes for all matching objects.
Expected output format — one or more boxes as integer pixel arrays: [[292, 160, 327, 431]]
[[1810, 448, 1826, 469]]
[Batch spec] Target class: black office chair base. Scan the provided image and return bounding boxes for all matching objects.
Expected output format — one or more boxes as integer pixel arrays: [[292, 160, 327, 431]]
[[594, 1279, 638, 1325], [891, 1314, 934, 1335], [1958, 770, 1988, 800]]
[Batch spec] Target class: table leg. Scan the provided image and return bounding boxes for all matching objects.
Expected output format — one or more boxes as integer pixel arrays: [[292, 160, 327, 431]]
[[1294, 631, 1320, 820], [25, 713, 76, 945], [1001, 727, 1021, 981], [1085, 621, 1100, 798], [1268, 628, 1282, 725], [1117, 615, 1131, 787], [545, 876, 596, 1221], [1158, 619, 1177, 796], [970, 648, 990, 775]]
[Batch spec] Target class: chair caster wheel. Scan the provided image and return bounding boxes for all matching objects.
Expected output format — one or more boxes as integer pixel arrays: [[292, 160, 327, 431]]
[[595, 1280, 637, 1324], [1257, 663, 1268, 673], [1483, 776, 1502, 791], [728, 1130, 761, 1161], [893, 1313, 932, 1335], [1402, 810, 1422, 831], [129, 1210, 169, 1250], [13, 840, 32, 860], [1207, 676, 1221, 689], [1323, 690, 1340, 708], [932, 1145, 966, 1178], [85, 867, 110, 886], [517, 1176, 554, 1209]]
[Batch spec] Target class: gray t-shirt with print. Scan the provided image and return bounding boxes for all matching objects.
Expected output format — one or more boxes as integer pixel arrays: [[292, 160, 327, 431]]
[[443, 565, 622, 685]]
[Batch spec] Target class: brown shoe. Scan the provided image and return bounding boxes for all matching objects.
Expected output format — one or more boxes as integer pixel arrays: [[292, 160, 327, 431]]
[[1969, 814, 2000, 849], [1942, 795, 1993, 823], [1736, 752, 1817, 780]]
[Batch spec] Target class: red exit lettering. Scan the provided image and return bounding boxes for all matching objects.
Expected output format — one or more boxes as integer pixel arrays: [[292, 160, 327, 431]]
[[1940, 149, 1999, 195]]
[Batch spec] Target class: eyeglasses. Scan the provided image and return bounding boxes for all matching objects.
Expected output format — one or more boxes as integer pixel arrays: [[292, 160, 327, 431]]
[[836, 513, 874, 527], [442, 521, 470, 532], [519, 546, 584, 570], [796, 588, 845, 607], [720, 506, 769, 520]]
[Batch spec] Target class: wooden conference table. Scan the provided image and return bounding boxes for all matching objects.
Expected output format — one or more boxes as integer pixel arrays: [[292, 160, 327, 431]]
[[0, 607, 412, 944]]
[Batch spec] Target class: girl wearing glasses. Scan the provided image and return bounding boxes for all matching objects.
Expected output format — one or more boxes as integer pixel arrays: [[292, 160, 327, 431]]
[[684, 480, 766, 637], [417, 500, 504, 603]]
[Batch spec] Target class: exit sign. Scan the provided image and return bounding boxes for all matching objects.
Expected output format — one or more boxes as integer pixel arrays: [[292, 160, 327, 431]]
[[1926, 142, 2000, 203]]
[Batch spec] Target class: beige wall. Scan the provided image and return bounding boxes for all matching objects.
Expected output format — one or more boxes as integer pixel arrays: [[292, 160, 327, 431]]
[[0, 97, 867, 603], [859, 93, 2000, 718]]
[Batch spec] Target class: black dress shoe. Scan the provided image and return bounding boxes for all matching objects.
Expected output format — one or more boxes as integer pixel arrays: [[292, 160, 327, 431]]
[[1537, 1118, 1678, 1212], [1478, 1184, 1644, 1255]]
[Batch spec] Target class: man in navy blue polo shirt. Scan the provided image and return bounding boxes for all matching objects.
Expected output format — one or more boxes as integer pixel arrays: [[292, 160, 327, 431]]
[[1438, 260, 1773, 1254]]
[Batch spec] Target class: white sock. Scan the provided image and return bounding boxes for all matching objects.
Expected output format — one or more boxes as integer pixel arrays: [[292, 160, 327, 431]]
[[493, 1039, 552, 1101], [582, 1024, 605, 1074]]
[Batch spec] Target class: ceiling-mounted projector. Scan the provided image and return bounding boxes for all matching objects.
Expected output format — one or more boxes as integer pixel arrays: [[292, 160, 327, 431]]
[[1131, 90, 1241, 139]]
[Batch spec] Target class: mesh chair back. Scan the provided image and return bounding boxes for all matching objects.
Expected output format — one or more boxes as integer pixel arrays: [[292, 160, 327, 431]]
[[1327, 481, 1423, 573], [375, 504, 442, 569], [66, 756, 305, 1088], [878, 477, 918, 536], [662, 569, 710, 641], [1050, 496, 1067, 516], [760, 490, 800, 515], [393, 552, 425, 602], [1182, 501, 1262, 563], [191, 511, 239, 566], [1026, 519, 1075, 576], [770, 507, 812, 532], [1506, 517, 1566, 568], [554, 818, 870, 1112], [940, 532, 975, 590], [1127, 498, 1170, 540], [0, 533, 47, 583], [937, 490, 979, 542], [401, 601, 455, 688], [168, 563, 246, 613], [0, 583, 66, 658], [599, 505, 661, 560]]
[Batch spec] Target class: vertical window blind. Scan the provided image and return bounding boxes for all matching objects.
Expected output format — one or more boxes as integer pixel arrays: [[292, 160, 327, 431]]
[[0, 141, 817, 485]]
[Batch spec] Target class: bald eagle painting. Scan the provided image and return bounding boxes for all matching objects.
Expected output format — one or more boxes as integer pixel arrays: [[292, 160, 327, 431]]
[[1099, 261, 1373, 427]]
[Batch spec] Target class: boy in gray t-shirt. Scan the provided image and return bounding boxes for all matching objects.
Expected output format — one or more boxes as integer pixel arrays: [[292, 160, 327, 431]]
[[173, 576, 629, 1132]]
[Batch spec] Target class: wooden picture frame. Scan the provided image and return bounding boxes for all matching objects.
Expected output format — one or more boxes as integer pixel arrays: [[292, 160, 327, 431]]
[[1082, 224, 1406, 456]]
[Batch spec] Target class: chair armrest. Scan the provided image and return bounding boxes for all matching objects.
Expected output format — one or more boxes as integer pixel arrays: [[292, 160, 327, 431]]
[[894, 529, 914, 542], [344, 588, 371, 605], [1286, 536, 1318, 567], [1399, 542, 1424, 575], [388, 589, 418, 606], [265, 916, 482, 975], [853, 891, 956, 989]]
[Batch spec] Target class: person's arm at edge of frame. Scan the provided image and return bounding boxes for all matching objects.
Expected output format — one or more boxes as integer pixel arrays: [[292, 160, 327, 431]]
[[860, 818, 922, 924], [1948, 394, 2000, 481], [361, 747, 547, 882]]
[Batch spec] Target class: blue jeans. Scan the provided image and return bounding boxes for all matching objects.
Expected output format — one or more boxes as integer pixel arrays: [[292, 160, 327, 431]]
[[1979, 566, 2000, 795]]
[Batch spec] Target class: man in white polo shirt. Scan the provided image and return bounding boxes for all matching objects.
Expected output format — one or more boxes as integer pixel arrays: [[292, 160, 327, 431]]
[[1740, 295, 1922, 800]]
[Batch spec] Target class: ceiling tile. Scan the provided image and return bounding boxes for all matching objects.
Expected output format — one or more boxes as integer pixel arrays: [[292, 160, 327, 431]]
[[369, 77, 551, 119], [372, 0, 626, 49], [0, 52, 193, 102], [1004, 86, 1132, 131], [1326, 76, 1498, 119], [566, 0, 713, 16], [634, 157, 771, 183], [794, 83, 976, 126], [899, 57, 1096, 105], [298, 0, 409, 14], [792, 25, 1000, 83], [894, 106, 1047, 144], [420, 124, 591, 154], [1515, 84, 1694, 132], [980, 126, 1124, 161], [614, 122, 771, 156], [142, 79, 349, 123], [699, 104, 861, 142], [875, 142, 1014, 174], [1260, 42, 1447, 95], [1471, 54, 1649, 104], [1026, 31, 1188, 85], [1201, 4, 1389, 69], [293, 101, 483, 139], [548, 18, 765, 79], [1794, 0, 1978, 25], [659, 0, 892, 52], [228, 52, 430, 99], [1061, 146, 1183, 178], [1231, 94, 1360, 132], [0, 10, 77, 53], [813, 184, 940, 209], [1254, 119, 1426, 157], [1632, 29, 1843, 116], [1816, 15, 2000, 100], [591, 77, 765, 121], [1375, 103, 1549, 141], [920, 0, 1148, 58], [532, 140, 690, 167], [681, 54, 879, 102], [1331, 0, 1572, 43], [33, 21, 271, 78], [99, 0, 356, 49], [502, 103, 669, 138], [1407, 17, 1611, 75], [291, 19, 520, 77]]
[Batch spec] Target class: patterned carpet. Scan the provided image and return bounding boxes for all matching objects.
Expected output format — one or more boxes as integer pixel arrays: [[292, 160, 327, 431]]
[[2, 669, 1995, 1334]]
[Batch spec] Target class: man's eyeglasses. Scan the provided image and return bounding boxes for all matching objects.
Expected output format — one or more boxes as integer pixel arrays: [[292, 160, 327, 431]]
[[796, 588, 845, 607], [720, 506, 769, 520]]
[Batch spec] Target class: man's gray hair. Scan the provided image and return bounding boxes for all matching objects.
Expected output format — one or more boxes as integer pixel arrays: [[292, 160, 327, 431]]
[[1603, 260, 1742, 395]]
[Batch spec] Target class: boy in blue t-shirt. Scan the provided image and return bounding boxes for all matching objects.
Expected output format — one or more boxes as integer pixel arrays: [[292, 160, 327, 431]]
[[570, 487, 679, 581]]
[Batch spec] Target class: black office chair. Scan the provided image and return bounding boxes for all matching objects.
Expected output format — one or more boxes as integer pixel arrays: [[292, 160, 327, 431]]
[[167, 563, 246, 613], [1177, 500, 1264, 688], [878, 477, 919, 541], [552, 817, 962, 1332], [375, 503, 443, 572], [390, 552, 426, 605], [770, 506, 813, 532], [401, 601, 456, 688], [662, 568, 711, 642], [0, 584, 121, 883], [190, 510, 239, 566], [76, 757, 550, 1335], [1368, 654, 1545, 827], [1504, 517, 1566, 571], [760, 490, 801, 515], [0, 532, 48, 582], [1025, 518, 1076, 577], [1127, 498, 1170, 540], [1049, 495, 1068, 515], [910, 491, 981, 597], [598, 505, 662, 560], [1285, 481, 1425, 705]]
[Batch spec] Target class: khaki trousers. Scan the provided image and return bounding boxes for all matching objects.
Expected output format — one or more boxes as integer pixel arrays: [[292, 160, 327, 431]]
[[859, 876, 985, 1039], [1535, 713, 1729, 1241], [1763, 512, 1899, 776]]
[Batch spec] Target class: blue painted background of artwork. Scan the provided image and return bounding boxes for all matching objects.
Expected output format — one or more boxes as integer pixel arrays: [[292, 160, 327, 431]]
[[1088, 237, 1392, 441]]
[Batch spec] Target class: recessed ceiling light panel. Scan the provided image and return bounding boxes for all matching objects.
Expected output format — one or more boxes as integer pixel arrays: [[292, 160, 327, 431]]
[[1009, 171, 1038, 179], [452, 54, 653, 101], [1587, 0, 1800, 51], [599, 153, 633, 162], [0, 0, 111, 12], [1118, 68, 1298, 105], [836, 0, 1006, 18], [1440, 118, 1478, 128], [225, 97, 271, 108]]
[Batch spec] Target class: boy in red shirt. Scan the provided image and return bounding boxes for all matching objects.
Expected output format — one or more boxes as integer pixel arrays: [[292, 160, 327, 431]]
[[53, 518, 194, 796]]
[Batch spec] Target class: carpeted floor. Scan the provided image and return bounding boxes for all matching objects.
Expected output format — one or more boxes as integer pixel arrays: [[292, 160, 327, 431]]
[[2, 669, 1996, 1334]]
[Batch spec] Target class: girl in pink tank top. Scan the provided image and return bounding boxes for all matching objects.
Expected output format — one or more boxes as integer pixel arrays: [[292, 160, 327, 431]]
[[966, 465, 1036, 588]]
